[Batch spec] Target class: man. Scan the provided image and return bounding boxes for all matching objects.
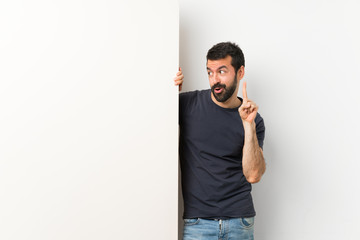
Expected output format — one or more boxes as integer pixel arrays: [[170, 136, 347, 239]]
[[174, 42, 266, 240]]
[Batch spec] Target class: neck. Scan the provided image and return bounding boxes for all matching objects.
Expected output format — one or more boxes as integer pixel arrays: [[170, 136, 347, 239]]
[[211, 92, 241, 109]]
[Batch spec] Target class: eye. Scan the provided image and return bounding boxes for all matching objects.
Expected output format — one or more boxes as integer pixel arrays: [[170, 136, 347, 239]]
[[219, 70, 225, 74], [207, 71, 213, 76]]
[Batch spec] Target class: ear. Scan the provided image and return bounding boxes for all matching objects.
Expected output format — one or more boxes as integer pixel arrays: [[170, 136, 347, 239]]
[[237, 66, 245, 82]]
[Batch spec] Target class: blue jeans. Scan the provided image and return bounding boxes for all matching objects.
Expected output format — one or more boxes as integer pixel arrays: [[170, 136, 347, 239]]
[[182, 217, 255, 240]]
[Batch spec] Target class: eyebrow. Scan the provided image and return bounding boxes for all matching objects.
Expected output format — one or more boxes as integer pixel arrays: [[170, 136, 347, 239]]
[[207, 65, 228, 71]]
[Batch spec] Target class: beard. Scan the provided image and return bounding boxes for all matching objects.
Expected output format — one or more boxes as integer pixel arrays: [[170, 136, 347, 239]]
[[211, 74, 237, 102]]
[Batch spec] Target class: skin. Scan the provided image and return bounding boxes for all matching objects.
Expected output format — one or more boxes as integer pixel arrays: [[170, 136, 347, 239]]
[[206, 55, 242, 108], [174, 57, 265, 183], [240, 81, 266, 183]]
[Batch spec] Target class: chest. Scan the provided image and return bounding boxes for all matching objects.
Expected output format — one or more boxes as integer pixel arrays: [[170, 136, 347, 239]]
[[181, 105, 245, 157]]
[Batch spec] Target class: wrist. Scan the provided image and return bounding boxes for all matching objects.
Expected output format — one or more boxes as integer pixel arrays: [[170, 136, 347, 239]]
[[242, 120, 256, 130], [242, 121, 256, 139]]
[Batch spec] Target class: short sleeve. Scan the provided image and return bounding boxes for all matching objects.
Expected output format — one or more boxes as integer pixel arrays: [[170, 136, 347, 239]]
[[255, 113, 265, 149], [179, 91, 196, 125]]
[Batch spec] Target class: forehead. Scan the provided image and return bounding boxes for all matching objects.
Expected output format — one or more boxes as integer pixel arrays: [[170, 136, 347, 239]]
[[206, 55, 233, 70]]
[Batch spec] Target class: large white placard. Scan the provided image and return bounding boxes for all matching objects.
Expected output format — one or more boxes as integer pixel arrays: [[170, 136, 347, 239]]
[[0, 1, 179, 239]]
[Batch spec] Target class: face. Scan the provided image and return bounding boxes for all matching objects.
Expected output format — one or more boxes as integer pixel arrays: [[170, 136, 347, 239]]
[[207, 55, 239, 103]]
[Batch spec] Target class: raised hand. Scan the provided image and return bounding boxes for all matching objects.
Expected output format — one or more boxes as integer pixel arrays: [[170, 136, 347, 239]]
[[174, 67, 184, 91], [238, 81, 258, 123]]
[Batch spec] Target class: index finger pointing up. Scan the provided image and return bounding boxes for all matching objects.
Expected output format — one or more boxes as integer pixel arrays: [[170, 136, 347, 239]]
[[242, 81, 248, 100]]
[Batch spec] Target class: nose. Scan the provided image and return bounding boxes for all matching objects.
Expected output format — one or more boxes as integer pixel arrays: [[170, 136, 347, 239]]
[[211, 72, 220, 84]]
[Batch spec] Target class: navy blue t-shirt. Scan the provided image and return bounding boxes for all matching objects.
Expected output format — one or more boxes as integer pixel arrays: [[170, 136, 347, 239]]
[[179, 89, 265, 219]]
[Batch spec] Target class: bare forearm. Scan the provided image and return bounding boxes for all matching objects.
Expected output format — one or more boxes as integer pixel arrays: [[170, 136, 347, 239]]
[[242, 121, 266, 183]]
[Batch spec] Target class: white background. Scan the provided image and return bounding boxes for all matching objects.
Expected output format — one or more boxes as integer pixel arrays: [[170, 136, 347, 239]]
[[179, 0, 360, 239], [0, 1, 178, 239]]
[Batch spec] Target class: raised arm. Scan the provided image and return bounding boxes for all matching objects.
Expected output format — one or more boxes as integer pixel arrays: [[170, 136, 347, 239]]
[[238, 81, 266, 183]]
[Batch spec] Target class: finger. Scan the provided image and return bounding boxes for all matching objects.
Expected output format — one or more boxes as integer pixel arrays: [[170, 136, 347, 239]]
[[241, 97, 248, 107], [174, 80, 183, 86], [250, 104, 256, 112], [177, 67, 182, 75], [242, 81, 248, 100], [245, 99, 257, 111], [174, 74, 183, 81], [239, 100, 249, 111]]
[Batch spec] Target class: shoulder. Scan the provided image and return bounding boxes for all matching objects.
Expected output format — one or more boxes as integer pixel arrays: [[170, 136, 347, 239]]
[[255, 112, 264, 123], [179, 90, 198, 101], [255, 112, 265, 129], [179, 89, 209, 108], [179, 89, 209, 99], [255, 112, 265, 148]]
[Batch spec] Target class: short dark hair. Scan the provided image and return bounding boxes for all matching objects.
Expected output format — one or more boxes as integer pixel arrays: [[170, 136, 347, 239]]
[[206, 42, 245, 72]]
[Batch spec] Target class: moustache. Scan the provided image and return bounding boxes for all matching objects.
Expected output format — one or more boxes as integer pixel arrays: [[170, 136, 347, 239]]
[[211, 83, 226, 91]]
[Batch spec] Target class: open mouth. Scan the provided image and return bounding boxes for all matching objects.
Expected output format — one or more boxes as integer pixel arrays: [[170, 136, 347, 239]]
[[214, 87, 224, 94]]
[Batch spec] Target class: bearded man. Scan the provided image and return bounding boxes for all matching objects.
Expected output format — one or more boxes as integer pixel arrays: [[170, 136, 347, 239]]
[[174, 42, 266, 240]]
